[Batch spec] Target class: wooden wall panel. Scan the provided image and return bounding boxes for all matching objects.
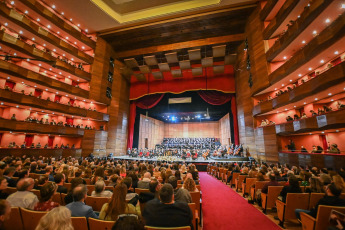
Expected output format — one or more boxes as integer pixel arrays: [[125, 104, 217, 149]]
[[219, 113, 231, 145], [164, 122, 220, 138], [138, 115, 164, 149]]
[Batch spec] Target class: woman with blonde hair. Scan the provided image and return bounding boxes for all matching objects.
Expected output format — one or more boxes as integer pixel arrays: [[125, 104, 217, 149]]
[[35, 206, 73, 230], [183, 177, 199, 192], [99, 183, 137, 221], [333, 175, 345, 192]]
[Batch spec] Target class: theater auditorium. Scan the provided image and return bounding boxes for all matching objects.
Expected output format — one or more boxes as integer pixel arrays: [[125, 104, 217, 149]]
[[0, 0, 344, 229]]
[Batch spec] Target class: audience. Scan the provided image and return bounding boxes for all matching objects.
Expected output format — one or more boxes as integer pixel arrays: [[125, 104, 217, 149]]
[[34, 182, 59, 211], [0, 177, 9, 200], [66, 184, 98, 219], [6, 178, 38, 209], [183, 178, 199, 192], [278, 175, 301, 202], [143, 183, 193, 229], [139, 179, 161, 204], [99, 183, 137, 221], [167, 176, 192, 203], [137, 172, 151, 189], [54, 173, 68, 194], [111, 215, 145, 230], [91, 180, 112, 198], [0, 200, 11, 230], [35, 206, 74, 230]]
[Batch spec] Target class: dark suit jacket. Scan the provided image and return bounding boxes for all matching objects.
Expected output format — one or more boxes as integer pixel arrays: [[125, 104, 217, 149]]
[[66, 201, 98, 219], [5, 177, 17, 188], [57, 185, 68, 194], [143, 198, 193, 229], [310, 196, 345, 217]]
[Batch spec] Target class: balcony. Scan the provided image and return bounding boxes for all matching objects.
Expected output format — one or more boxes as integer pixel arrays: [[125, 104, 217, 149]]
[[275, 121, 293, 135], [0, 2, 93, 64], [0, 89, 109, 121], [263, 0, 308, 39], [0, 148, 82, 158], [0, 59, 89, 98], [0, 30, 91, 81], [0, 118, 84, 136], [19, 0, 96, 49], [254, 60, 345, 115]]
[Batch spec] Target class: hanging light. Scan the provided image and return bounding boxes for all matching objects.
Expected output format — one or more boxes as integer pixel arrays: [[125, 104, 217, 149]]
[[145, 111, 149, 122]]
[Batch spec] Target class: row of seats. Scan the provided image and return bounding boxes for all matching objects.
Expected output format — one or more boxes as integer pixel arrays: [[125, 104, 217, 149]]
[[207, 165, 345, 230]]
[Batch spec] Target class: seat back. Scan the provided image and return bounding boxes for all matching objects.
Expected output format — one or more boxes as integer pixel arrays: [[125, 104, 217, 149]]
[[52, 193, 62, 205], [222, 169, 228, 182], [309, 193, 325, 210], [190, 191, 201, 217], [20, 208, 48, 230], [87, 185, 95, 196], [88, 217, 115, 230], [196, 185, 201, 191], [231, 172, 240, 186], [135, 188, 150, 194], [284, 193, 310, 220], [85, 197, 110, 212], [31, 189, 41, 199], [262, 186, 283, 210], [105, 186, 114, 192], [145, 226, 191, 230], [340, 193, 345, 199], [68, 177, 75, 183], [4, 187, 17, 195], [4, 207, 23, 230], [71, 217, 88, 230], [61, 193, 67, 205], [84, 178, 91, 185], [314, 205, 345, 230], [235, 175, 247, 191], [243, 178, 256, 194], [188, 203, 196, 230], [64, 183, 72, 191]]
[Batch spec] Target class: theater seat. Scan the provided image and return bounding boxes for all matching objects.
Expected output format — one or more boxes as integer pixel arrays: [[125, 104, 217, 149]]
[[135, 188, 150, 194], [71, 217, 88, 230], [188, 203, 199, 230], [86, 185, 95, 195], [4, 207, 23, 230], [300, 205, 345, 230], [261, 186, 283, 213], [20, 208, 48, 230], [242, 178, 256, 197], [88, 217, 115, 230], [276, 193, 309, 228], [52, 193, 62, 205], [85, 197, 110, 212], [145, 226, 191, 230], [308, 193, 325, 210]]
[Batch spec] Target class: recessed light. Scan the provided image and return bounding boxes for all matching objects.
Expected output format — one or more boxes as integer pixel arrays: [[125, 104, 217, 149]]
[[315, 98, 318, 100], [82, 46, 85, 49], [298, 74, 302, 77], [325, 18, 330, 23], [27, 59, 30, 61], [47, 25, 51, 28], [52, 4, 56, 8], [59, 72, 62, 74], [336, 130, 339, 132], [61, 12, 64, 15], [56, 92, 58, 94], [322, 131, 325, 134], [19, 30, 23, 34], [43, 44, 46, 46], [277, 111, 279, 113], [0, 102, 3, 105], [290, 79, 292, 82], [283, 56, 287, 60], [308, 68, 312, 71], [342, 3, 345, 8], [70, 18, 72, 21], [38, 64, 41, 66], [294, 106, 296, 108], [34, 85, 37, 87], [85, 29, 88, 32], [66, 37, 69, 39], [335, 51, 339, 55], [328, 93, 332, 96], [313, 30, 317, 35], [65, 95, 68, 97], [36, 18, 40, 22], [282, 84, 284, 86], [77, 24, 80, 27], [320, 60, 324, 63], [71, 58, 74, 61], [10, 1, 14, 5], [57, 31, 60, 34], [53, 49, 56, 52], [24, 10, 28, 14], [62, 54, 65, 56], [285, 109, 287, 111], [304, 102, 306, 104], [16, 105, 19, 108], [4, 23, 8, 26], [74, 42, 77, 45], [309, 133, 312, 135], [14, 53, 16, 56], [331, 99, 334, 101], [32, 38, 35, 41], [7, 77, 10, 79], [45, 89, 48, 91], [302, 40, 306, 44]]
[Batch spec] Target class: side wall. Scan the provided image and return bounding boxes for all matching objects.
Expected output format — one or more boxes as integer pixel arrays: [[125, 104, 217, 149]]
[[138, 114, 165, 149], [219, 113, 231, 145]]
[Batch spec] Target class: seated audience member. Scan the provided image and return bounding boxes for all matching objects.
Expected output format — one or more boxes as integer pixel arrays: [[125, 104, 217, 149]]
[[45, 166, 54, 182], [261, 174, 279, 194], [108, 175, 120, 187], [143, 183, 193, 229], [139, 179, 161, 204], [279, 175, 301, 203], [295, 183, 345, 220], [99, 183, 137, 221], [286, 116, 293, 121], [0, 177, 9, 199], [3, 167, 16, 188], [333, 175, 345, 193], [91, 180, 112, 198], [320, 173, 332, 186], [54, 173, 68, 194], [329, 144, 340, 154], [64, 177, 84, 205], [127, 171, 139, 189], [21, 142, 26, 148], [111, 215, 145, 230], [306, 177, 324, 193], [35, 206, 74, 230], [301, 113, 308, 119], [182, 178, 199, 192], [0, 200, 11, 229], [36, 142, 41, 148], [227, 165, 241, 184], [167, 176, 192, 203], [137, 172, 151, 189], [6, 178, 38, 209], [66, 184, 98, 219], [34, 182, 59, 211], [122, 177, 138, 206], [293, 114, 299, 120], [10, 114, 16, 120], [301, 146, 308, 153]]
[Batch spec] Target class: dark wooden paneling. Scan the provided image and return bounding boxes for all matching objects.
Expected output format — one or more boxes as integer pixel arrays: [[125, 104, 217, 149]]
[[260, 0, 279, 21], [0, 2, 93, 63], [81, 130, 107, 157], [266, 0, 333, 61], [101, 6, 256, 53]]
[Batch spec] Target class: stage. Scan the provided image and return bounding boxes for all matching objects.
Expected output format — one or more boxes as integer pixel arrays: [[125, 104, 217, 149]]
[[112, 155, 251, 163]]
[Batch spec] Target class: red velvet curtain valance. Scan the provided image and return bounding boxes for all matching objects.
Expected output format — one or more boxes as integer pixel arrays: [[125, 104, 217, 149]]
[[197, 90, 232, 105]]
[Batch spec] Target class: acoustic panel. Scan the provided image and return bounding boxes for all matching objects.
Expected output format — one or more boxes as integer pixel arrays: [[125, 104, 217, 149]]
[[201, 57, 213, 67], [124, 58, 138, 68], [213, 45, 226, 57], [179, 60, 191, 70], [165, 52, 179, 63], [152, 71, 163, 79], [171, 69, 182, 78], [213, 65, 224, 74], [139, 65, 150, 74], [192, 67, 203, 76], [144, 55, 158, 66], [158, 63, 170, 72], [188, 49, 201, 60]]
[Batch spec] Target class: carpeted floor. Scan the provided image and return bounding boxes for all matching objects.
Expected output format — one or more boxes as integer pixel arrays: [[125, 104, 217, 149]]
[[199, 172, 282, 230]]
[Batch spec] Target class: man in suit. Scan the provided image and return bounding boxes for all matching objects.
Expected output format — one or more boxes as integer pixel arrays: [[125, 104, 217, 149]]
[[143, 183, 193, 229], [66, 184, 98, 219], [137, 172, 151, 189], [54, 173, 68, 194]]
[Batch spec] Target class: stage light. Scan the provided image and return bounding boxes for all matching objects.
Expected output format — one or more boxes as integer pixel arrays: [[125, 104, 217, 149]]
[[196, 115, 201, 119], [171, 116, 176, 121]]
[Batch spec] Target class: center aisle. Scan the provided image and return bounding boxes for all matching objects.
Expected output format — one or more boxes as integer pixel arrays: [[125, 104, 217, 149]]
[[199, 172, 281, 230]]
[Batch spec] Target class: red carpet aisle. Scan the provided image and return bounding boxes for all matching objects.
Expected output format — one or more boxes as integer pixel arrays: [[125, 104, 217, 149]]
[[199, 172, 281, 230]]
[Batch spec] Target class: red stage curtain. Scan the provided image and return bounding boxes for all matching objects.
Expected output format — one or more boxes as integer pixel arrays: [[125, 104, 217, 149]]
[[69, 99, 75, 105], [197, 90, 232, 105], [34, 89, 42, 97], [71, 81, 78, 86], [25, 135, 34, 147], [127, 94, 165, 149], [231, 97, 239, 145], [48, 136, 54, 147], [66, 118, 73, 125], [54, 95, 61, 102], [5, 81, 15, 89], [320, 135, 328, 152], [127, 102, 137, 149]]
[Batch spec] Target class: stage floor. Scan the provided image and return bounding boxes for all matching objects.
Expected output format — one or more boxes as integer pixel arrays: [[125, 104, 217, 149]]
[[112, 155, 250, 163]]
